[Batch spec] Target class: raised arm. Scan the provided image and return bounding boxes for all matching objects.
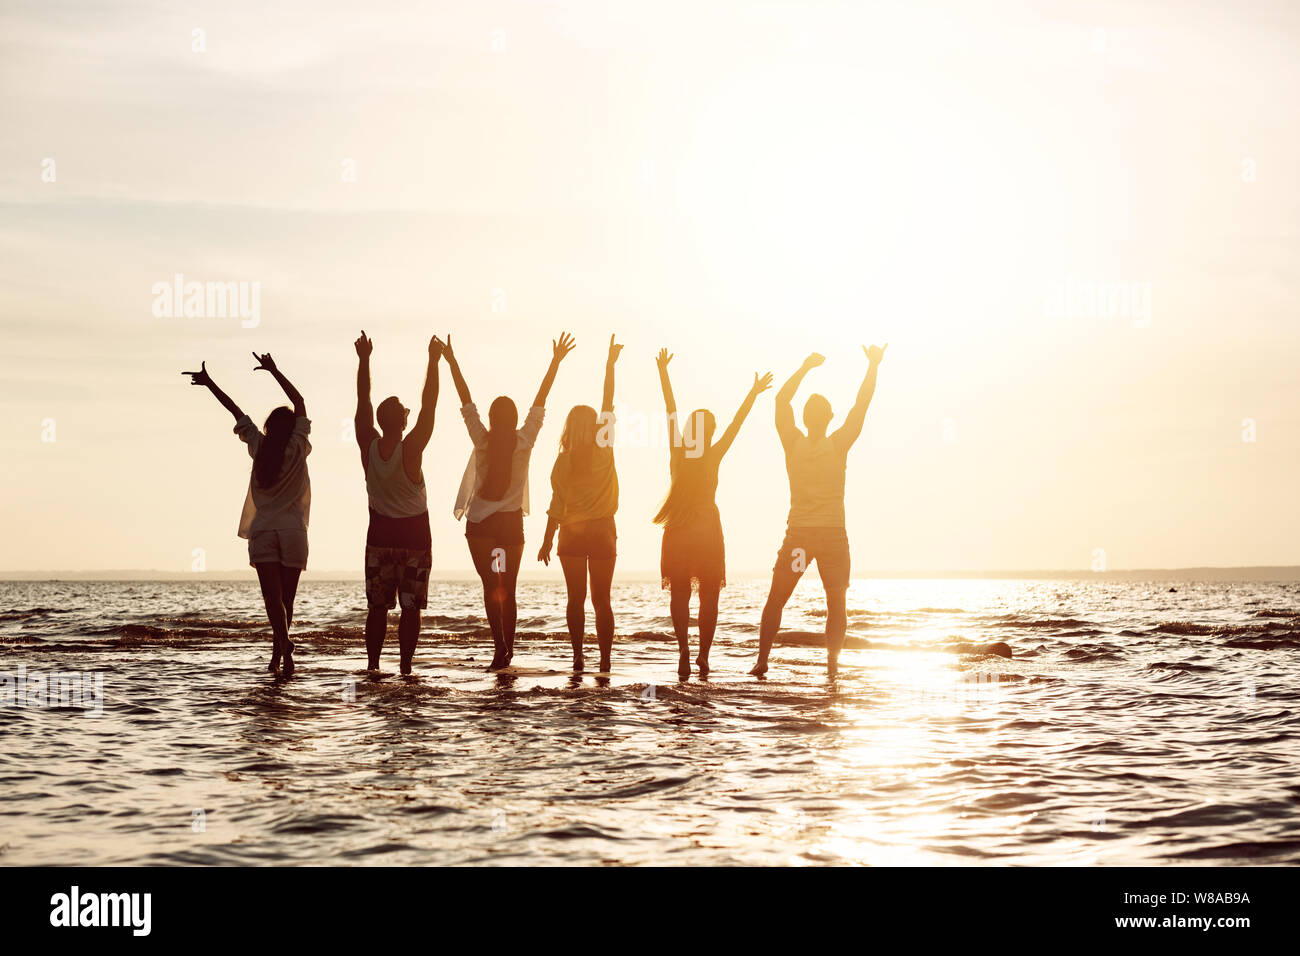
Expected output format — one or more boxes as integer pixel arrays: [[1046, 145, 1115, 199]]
[[532, 332, 576, 408], [776, 352, 823, 447], [831, 343, 887, 450], [353, 332, 378, 461], [714, 371, 774, 459], [443, 334, 473, 406], [404, 335, 444, 454], [183, 362, 244, 421], [656, 348, 682, 452], [252, 352, 305, 416], [601, 334, 622, 413]]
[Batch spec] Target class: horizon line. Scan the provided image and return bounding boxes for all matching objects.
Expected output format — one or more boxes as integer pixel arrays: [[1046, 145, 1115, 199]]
[[4, 565, 1300, 582]]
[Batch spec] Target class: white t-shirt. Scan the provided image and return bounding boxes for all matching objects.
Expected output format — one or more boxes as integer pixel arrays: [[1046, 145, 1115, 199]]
[[784, 433, 847, 529], [234, 414, 312, 538], [453, 403, 545, 523]]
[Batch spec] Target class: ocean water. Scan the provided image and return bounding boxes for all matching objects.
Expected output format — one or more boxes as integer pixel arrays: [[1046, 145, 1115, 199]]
[[1, 577, 1298, 866]]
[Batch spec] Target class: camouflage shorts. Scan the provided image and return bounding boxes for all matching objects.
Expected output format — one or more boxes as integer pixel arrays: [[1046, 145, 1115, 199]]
[[365, 545, 432, 611]]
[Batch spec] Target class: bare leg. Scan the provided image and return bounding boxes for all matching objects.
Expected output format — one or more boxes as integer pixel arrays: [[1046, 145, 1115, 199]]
[[397, 607, 420, 675], [499, 545, 524, 665], [468, 538, 508, 668], [588, 557, 616, 672], [753, 560, 803, 676], [278, 566, 302, 676], [669, 579, 692, 678], [255, 563, 288, 675], [697, 582, 720, 677], [365, 607, 388, 670], [823, 584, 848, 677], [559, 556, 588, 670]]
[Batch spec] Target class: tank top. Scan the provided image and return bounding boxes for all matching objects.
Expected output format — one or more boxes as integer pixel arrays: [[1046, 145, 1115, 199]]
[[366, 438, 427, 518], [785, 434, 847, 528]]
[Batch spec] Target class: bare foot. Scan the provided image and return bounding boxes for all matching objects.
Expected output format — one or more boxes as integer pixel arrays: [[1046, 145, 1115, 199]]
[[269, 640, 282, 674], [282, 640, 295, 677], [572, 655, 585, 672], [598, 657, 611, 673], [696, 656, 710, 678], [749, 660, 768, 677], [678, 655, 691, 679], [399, 656, 413, 676]]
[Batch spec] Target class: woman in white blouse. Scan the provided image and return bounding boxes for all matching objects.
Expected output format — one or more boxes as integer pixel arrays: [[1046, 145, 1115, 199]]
[[445, 332, 575, 670], [184, 353, 310, 677]]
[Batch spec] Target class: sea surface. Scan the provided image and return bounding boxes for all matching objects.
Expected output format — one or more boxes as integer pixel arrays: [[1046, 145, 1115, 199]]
[[1, 578, 1298, 866]]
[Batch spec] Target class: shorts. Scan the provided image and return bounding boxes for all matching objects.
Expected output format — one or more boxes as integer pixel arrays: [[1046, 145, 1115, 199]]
[[660, 518, 725, 591], [557, 515, 617, 560], [465, 509, 525, 546], [365, 545, 432, 611], [773, 526, 850, 590], [248, 529, 309, 569]]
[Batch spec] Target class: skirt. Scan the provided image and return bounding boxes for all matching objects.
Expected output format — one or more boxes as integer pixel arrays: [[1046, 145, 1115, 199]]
[[660, 516, 725, 591]]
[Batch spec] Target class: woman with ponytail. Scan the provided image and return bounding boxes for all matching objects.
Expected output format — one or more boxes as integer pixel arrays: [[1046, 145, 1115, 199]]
[[538, 336, 622, 673], [183, 353, 311, 676], [448, 332, 576, 670], [654, 349, 772, 677]]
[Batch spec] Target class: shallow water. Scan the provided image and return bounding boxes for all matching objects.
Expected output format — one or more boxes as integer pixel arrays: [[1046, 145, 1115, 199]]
[[1, 578, 1298, 865]]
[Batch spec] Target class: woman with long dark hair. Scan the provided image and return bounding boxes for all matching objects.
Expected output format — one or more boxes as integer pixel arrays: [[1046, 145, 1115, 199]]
[[538, 336, 622, 672], [184, 353, 311, 676], [654, 348, 771, 677], [447, 332, 576, 670]]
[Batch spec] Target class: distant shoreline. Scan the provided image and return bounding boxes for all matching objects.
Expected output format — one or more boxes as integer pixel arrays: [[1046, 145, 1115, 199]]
[[3, 567, 1299, 583]]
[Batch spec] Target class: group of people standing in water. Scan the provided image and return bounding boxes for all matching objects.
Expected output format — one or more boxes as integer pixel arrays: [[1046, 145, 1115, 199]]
[[184, 332, 886, 680]]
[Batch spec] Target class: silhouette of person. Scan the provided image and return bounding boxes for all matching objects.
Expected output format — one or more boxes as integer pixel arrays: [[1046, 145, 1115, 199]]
[[448, 332, 575, 670], [750, 344, 887, 677], [538, 336, 621, 672], [354, 331, 441, 675], [654, 348, 772, 677], [184, 354, 311, 676]]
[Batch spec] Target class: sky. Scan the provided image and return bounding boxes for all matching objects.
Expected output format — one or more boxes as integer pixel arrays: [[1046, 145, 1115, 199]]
[[1, 0, 1297, 574]]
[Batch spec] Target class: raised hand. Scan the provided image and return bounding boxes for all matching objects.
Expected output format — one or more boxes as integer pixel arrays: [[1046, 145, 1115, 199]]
[[607, 334, 623, 364], [429, 335, 445, 359], [183, 361, 213, 387], [442, 334, 456, 364], [752, 371, 774, 394], [656, 348, 673, 370], [864, 343, 888, 364], [252, 352, 277, 373], [354, 331, 373, 358], [552, 332, 576, 363], [803, 352, 826, 369]]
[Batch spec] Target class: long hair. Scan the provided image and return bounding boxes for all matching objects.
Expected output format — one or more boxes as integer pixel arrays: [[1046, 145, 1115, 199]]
[[653, 408, 716, 525], [479, 396, 518, 501], [559, 405, 599, 472], [254, 406, 296, 488]]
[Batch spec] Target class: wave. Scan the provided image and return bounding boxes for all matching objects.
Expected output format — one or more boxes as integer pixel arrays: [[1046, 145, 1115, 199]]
[[0, 607, 72, 622], [985, 615, 1095, 630]]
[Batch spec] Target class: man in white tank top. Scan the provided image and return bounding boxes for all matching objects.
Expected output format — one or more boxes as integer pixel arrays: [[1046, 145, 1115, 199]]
[[354, 331, 442, 675], [750, 345, 887, 678]]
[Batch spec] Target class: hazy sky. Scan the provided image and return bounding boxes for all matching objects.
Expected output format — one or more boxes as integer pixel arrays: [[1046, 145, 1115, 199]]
[[2, 0, 1297, 573]]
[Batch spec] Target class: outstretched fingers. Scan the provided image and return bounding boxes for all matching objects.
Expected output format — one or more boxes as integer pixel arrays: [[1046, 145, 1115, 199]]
[[553, 331, 576, 360]]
